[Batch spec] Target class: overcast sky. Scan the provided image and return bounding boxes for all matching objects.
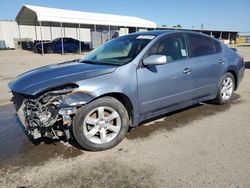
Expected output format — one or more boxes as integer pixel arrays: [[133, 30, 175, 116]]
[[0, 0, 249, 32]]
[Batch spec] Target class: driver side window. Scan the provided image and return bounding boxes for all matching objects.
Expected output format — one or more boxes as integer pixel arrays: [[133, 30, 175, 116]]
[[146, 34, 188, 63]]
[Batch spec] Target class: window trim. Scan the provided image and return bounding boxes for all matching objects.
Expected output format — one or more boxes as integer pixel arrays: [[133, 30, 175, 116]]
[[212, 38, 223, 54], [140, 33, 189, 66], [186, 33, 217, 58]]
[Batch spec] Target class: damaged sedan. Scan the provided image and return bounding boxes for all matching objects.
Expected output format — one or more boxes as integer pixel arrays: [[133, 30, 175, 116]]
[[9, 30, 245, 151]]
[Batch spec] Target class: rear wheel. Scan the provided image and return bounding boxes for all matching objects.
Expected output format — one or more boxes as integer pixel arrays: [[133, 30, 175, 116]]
[[72, 97, 129, 151], [46, 46, 53, 53], [213, 72, 235, 104]]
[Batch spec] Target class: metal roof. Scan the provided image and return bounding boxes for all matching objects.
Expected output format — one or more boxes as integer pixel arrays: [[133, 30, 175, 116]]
[[157, 27, 238, 33], [128, 30, 175, 36], [16, 5, 157, 28]]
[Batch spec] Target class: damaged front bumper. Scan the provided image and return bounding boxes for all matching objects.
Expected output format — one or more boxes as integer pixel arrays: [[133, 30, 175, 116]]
[[11, 83, 95, 141], [15, 103, 78, 140], [12, 88, 81, 140]]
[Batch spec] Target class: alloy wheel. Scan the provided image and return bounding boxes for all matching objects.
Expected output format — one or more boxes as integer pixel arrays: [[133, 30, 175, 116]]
[[220, 77, 234, 100], [83, 106, 121, 144]]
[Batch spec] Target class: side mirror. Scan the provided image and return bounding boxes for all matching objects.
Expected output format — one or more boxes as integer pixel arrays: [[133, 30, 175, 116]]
[[143, 55, 167, 66]]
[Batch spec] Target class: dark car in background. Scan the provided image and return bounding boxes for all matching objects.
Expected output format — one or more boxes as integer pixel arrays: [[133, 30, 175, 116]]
[[9, 30, 245, 151], [34, 37, 85, 53]]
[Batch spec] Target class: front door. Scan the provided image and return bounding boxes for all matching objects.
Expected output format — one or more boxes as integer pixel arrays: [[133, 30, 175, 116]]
[[137, 34, 194, 114]]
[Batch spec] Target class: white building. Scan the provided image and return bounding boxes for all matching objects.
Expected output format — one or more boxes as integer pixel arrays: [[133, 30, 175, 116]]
[[0, 5, 157, 51]]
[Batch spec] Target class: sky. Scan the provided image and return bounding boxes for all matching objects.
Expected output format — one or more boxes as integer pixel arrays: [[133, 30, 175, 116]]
[[0, 0, 249, 32]]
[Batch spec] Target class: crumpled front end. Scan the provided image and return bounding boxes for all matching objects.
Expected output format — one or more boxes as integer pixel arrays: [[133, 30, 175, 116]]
[[12, 86, 81, 140]]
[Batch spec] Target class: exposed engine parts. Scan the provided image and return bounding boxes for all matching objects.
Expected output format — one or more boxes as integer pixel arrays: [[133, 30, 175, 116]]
[[13, 87, 78, 140]]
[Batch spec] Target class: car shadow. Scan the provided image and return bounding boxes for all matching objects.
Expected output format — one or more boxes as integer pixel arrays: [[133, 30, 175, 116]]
[[0, 93, 243, 159], [22, 94, 243, 148], [127, 94, 243, 140], [21, 125, 84, 150]]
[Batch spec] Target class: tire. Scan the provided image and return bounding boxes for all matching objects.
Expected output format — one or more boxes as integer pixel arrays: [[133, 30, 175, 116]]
[[33, 47, 38, 53], [75, 46, 80, 53], [213, 72, 235, 104], [46, 46, 53, 53], [72, 97, 129, 151]]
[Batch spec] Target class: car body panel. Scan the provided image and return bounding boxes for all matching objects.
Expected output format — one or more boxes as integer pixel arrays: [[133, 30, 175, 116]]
[[190, 53, 226, 100], [137, 58, 193, 114], [9, 60, 117, 95], [222, 44, 245, 88], [9, 30, 245, 130]]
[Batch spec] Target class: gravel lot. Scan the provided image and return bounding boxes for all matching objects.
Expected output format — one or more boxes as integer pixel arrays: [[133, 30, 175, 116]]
[[0, 47, 250, 188]]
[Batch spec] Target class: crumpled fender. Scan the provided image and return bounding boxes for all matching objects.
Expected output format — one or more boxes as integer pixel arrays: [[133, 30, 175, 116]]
[[59, 91, 95, 108]]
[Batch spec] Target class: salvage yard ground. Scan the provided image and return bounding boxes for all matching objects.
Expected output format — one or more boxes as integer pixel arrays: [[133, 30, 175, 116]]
[[0, 47, 250, 188]]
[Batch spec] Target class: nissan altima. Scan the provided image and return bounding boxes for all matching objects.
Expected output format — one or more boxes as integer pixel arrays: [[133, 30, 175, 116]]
[[9, 30, 245, 151]]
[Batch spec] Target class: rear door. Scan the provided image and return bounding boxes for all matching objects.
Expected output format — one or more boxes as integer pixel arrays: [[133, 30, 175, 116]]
[[187, 33, 226, 100], [67, 38, 78, 52], [53, 38, 62, 52], [63, 38, 71, 52], [137, 34, 194, 114]]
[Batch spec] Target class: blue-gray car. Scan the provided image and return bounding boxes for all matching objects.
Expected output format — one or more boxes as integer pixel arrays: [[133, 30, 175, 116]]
[[9, 30, 245, 151]]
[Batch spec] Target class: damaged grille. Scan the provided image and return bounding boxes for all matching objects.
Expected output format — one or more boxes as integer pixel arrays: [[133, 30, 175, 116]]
[[13, 92, 64, 139]]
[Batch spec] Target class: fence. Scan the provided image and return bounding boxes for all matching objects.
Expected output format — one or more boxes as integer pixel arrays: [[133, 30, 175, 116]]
[[238, 36, 250, 44]]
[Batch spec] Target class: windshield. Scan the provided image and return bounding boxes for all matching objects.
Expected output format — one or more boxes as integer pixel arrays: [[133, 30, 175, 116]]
[[80, 35, 154, 66]]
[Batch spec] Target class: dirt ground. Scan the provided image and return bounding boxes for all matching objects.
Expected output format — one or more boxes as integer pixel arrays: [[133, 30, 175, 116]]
[[0, 47, 250, 188]]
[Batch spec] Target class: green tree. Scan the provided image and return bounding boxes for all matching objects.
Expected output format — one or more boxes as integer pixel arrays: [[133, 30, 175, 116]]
[[172, 24, 182, 29]]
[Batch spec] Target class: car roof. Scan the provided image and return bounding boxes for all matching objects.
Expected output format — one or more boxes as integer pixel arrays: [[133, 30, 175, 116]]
[[128, 29, 213, 38], [128, 30, 175, 37]]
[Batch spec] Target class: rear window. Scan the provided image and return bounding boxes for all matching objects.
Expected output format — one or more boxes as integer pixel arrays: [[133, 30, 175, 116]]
[[188, 34, 215, 57], [213, 39, 222, 53]]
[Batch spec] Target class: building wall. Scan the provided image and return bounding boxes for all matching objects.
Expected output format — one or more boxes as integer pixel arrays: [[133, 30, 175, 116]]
[[0, 21, 19, 48], [119, 28, 129, 36], [22, 25, 92, 42], [0, 21, 92, 48], [138, 28, 148, 32], [20, 25, 38, 40], [91, 26, 129, 48], [0, 20, 132, 49]]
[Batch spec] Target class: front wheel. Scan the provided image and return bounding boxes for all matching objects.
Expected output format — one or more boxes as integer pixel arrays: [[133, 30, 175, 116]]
[[72, 97, 129, 151], [213, 72, 235, 104]]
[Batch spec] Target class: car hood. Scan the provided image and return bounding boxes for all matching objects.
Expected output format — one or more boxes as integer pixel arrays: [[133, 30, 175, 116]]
[[9, 60, 117, 96]]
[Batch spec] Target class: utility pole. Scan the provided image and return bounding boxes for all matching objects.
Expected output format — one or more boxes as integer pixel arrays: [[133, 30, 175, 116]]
[[201, 23, 204, 30]]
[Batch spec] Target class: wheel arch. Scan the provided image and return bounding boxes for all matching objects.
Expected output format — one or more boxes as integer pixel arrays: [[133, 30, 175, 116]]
[[98, 92, 134, 126], [60, 91, 135, 126], [227, 69, 238, 90]]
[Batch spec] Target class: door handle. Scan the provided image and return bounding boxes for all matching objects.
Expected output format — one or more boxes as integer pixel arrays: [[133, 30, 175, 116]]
[[219, 59, 225, 64], [183, 68, 192, 74]]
